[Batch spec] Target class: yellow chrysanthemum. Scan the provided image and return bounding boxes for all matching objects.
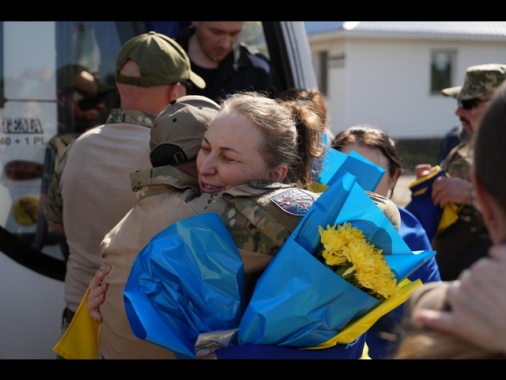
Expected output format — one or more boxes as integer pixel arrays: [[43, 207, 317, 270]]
[[318, 222, 398, 300]]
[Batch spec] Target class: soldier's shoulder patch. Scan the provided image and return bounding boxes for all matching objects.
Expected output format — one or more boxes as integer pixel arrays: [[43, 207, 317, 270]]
[[248, 179, 283, 189], [270, 188, 314, 216]]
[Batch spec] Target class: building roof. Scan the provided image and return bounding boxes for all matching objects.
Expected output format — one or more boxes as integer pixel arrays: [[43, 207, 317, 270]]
[[305, 22, 506, 38]]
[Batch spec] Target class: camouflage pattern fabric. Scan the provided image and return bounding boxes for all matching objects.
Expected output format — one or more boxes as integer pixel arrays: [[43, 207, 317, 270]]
[[442, 63, 506, 100], [130, 165, 200, 201], [106, 108, 156, 127], [44, 137, 73, 226], [457, 64, 506, 100], [130, 169, 401, 257], [128, 170, 400, 299], [441, 141, 472, 181]]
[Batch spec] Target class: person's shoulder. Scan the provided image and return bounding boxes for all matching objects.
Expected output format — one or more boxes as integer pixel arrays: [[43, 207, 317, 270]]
[[226, 180, 319, 201], [366, 191, 401, 230], [238, 43, 271, 73]]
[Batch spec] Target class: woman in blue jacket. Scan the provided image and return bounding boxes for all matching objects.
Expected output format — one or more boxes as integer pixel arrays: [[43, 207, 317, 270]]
[[332, 125, 441, 359]]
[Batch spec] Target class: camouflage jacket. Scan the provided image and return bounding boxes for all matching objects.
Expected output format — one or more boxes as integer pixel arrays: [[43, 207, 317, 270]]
[[441, 141, 472, 181], [129, 165, 400, 299], [130, 168, 400, 257]]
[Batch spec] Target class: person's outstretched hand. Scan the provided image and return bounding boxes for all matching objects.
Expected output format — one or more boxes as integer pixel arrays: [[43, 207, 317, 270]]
[[87, 266, 111, 323], [414, 164, 432, 179], [414, 244, 506, 355]]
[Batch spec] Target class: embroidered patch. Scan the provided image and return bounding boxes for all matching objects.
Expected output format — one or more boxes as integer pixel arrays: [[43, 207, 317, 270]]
[[249, 179, 283, 189], [270, 188, 314, 216]]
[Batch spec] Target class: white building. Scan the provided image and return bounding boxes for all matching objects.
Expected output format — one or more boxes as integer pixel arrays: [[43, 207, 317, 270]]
[[305, 21, 506, 139]]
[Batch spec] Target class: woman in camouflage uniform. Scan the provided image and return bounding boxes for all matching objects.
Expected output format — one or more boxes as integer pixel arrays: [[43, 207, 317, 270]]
[[89, 92, 399, 359]]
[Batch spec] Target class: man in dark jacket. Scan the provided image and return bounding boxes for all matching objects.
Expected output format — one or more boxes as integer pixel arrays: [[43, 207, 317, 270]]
[[176, 22, 275, 103]]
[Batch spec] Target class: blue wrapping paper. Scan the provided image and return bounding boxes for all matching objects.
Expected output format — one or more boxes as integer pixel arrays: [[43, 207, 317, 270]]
[[316, 147, 385, 191], [123, 212, 245, 359], [237, 172, 436, 347]]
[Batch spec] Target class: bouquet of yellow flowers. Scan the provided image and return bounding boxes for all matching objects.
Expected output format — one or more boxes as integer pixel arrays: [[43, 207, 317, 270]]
[[317, 222, 398, 302], [237, 171, 436, 349]]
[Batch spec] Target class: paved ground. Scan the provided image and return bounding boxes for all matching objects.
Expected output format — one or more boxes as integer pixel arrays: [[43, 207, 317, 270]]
[[392, 175, 416, 207]]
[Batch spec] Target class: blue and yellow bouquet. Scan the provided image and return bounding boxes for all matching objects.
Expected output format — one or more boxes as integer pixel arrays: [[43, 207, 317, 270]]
[[123, 212, 245, 359], [237, 171, 436, 348], [122, 153, 435, 357]]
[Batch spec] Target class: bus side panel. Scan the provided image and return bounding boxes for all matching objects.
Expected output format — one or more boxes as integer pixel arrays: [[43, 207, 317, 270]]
[[1, 22, 57, 233], [0, 253, 64, 359], [0, 22, 63, 359]]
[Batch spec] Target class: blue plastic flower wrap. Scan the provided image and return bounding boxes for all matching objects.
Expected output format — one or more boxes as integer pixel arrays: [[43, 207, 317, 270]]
[[123, 212, 245, 359], [311, 147, 385, 193], [237, 171, 436, 349]]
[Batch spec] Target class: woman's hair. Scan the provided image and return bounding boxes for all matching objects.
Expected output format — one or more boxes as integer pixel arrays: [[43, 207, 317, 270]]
[[473, 80, 506, 212], [278, 88, 328, 129], [220, 91, 324, 189], [331, 125, 404, 197]]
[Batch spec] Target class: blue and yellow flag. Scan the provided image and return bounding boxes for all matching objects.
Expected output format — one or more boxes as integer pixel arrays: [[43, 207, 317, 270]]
[[405, 166, 461, 241]]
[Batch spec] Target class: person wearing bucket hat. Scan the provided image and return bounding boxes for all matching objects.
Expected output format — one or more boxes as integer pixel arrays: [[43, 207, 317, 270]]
[[393, 81, 506, 359], [45, 32, 206, 357], [411, 64, 506, 282], [435, 65, 506, 165], [83, 91, 401, 360]]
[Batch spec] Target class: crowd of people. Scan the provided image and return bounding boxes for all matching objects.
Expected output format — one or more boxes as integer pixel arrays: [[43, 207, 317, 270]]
[[45, 24, 506, 360]]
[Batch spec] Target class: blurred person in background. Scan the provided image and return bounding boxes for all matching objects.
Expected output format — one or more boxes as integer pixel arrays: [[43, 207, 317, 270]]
[[412, 64, 506, 281], [393, 80, 506, 360], [176, 21, 275, 103]]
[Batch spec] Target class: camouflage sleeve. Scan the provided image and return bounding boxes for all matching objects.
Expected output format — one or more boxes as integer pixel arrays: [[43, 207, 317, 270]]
[[44, 143, 70, 226]]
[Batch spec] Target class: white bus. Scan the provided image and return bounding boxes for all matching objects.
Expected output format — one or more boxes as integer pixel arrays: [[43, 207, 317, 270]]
[[0, 21, 317, 359]]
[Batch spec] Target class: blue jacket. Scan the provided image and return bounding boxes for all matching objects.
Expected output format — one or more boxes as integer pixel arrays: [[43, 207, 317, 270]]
[[366, 206, 441, 359]]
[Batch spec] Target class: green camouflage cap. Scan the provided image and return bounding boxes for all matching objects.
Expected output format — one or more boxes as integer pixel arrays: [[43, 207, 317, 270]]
[[116, 31, 205, 89], [441, 63, 506, 100], [150, 95, 219, 167]]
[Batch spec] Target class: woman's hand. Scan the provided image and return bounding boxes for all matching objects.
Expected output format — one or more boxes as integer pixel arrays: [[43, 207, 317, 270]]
[[87, 266, 111, 323]]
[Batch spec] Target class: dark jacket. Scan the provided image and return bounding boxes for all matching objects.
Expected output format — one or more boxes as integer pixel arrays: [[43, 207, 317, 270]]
[[176, 26, 275, 103]]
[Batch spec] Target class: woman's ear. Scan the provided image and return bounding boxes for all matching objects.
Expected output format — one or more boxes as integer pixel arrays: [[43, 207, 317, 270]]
[[268, 164, 288, 182]]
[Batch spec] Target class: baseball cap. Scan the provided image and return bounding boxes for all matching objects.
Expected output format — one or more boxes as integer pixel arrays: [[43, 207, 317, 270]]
[[441, 63, 506, 100], [116, 31, 205, 89], [150, 95, 220, 167]]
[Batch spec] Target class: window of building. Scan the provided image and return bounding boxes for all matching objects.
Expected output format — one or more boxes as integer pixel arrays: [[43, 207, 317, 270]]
[[431, 50, 455, 94], [317, 50, 328, 95]]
